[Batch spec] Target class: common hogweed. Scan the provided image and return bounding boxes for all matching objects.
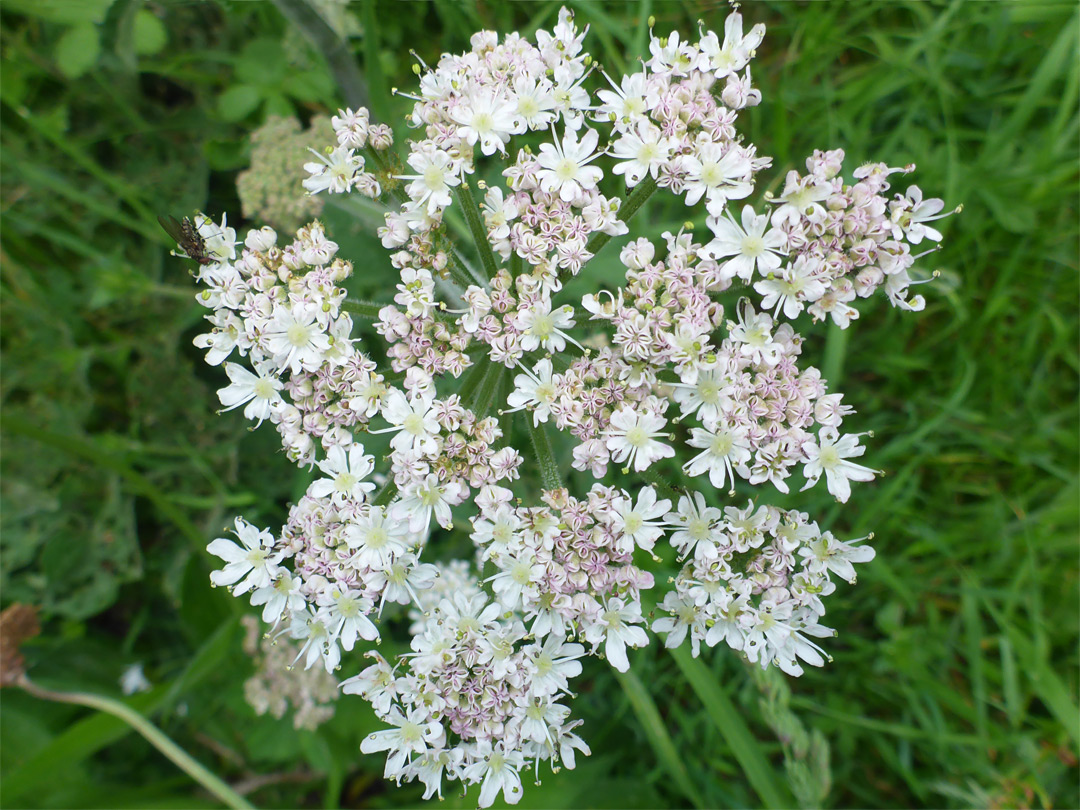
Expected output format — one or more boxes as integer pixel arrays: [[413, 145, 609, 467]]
[[167, 8, 957, 805]]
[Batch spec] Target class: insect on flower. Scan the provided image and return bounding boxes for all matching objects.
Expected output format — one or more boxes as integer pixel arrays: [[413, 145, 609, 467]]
[[158, 214, 214, 265]]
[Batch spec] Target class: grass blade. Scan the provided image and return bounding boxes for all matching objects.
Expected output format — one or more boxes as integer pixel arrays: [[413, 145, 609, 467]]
[[670, 645, 792, 809], [614, 667, 705, 809]]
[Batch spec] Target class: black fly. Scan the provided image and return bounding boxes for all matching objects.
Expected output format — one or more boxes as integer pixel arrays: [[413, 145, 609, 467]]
[[159, 215, 215, 265]]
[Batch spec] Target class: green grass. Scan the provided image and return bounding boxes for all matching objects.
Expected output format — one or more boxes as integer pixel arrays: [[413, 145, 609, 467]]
[[2, 1, 1076, 808]]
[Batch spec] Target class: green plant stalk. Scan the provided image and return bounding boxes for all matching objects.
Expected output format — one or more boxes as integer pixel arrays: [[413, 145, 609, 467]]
[[342, 298, 384, 320], [525, 416, 562, 491], [17, 677, 255, 810], [564, 174, 659, 281], [272, 0, 370, 111], [454, 181, 500, 280]]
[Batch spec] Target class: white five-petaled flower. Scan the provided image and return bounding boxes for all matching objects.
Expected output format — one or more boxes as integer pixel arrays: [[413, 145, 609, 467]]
[[683, 424, 752, 491], [801, 427, 879, 503], [610, 122, 674, 187], [374, 389, 440, 454], [316, 585, 380, 650], [515, 301, 578, 353], [584, 597, 649, 672], [393, 474, 467, 531], [309, 444, 376, 506], [698, 11, 765, 78], [463, 742, 526, 808], [890, 185, 948, 244], [396, 147, 460, 214], [754, 255, 828, 319], [611, 486, 671, 552], [450, 87, 517, 155], [207, 517, 284, 595], [505, 358, 558, 425], [683, 142, 753, 214], [346, 505, 412, 569], [249, 569, 305, 624], [702, 204, 786, 281], [536, 126, 604, 202], [727, 301, 783, 366], [604, 406, 675, 472], [799, 531, 876, 583], [262, 303, 332, 374], [303, 145, 363, 195], [216, 361, 283, 426], [666, 492, 725, 561], [361, 706, 446, 777]]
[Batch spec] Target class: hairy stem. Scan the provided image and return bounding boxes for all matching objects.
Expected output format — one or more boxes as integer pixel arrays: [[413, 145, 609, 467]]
[[564, 174, 659, 281], [525, 416, 562, 491], [455, 181, 500, 280]]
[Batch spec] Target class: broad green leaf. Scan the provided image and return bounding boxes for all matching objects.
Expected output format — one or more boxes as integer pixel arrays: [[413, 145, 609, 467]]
[[217, 84, 263, 122], [54, 23, 101, 78], [133, 9, 168, 56]]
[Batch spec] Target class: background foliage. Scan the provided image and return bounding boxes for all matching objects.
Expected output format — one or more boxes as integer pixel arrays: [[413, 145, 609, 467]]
[[1, 1, 1077, 808]]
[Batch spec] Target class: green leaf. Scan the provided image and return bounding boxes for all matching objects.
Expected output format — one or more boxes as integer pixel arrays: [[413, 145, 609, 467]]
[[236, 37, 287, 87], [54, 23, 101, 79], [133, 9, 167, 56], [217, 84, 263, 122], [614, 667, 705, 808], [670, 646, 793, 810]]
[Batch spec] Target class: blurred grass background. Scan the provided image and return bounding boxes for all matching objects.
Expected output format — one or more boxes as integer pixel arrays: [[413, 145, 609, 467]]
[[1, 1, 1077, 808]]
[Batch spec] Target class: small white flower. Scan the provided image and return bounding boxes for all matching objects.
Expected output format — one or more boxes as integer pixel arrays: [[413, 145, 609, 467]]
[[207, 517, 284, 595], [346, 505, 412, 569], [536, 127, 604, 202], [395, 147, 460, 214], [505, 358, 558, 426], [249, 569, 305, 624], [450, 87, 516, 155], [604, 406, 674, 472], [309, 444, 376, 506], [702, 204, 785, 281], [119, 663, 152, 695], [262, 303, 332, 374], [303, 146, 363, 195], [463, 741, 526, 808], [584, 597, 649, 672], [374, 390, 440, 455], [801, 428, 879, 503], [683, 424, 752, 491], [683, 142, 753, 214], [216, 361, 282, 426], [610, 122, 674, 187], [611, 486, 671, 552], [361, 706, 445, 778]]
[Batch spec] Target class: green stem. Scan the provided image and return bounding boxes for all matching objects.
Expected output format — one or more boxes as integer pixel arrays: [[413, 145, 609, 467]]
[[17, 677, 255, 810], [639, 465, 683, 505], [373, 480, 398, 507], [524, 416, 562, 491], [565, 174, 659, 281], [471, 364, 507, 418], [454, 181, 500, 280], [342, 298, 384, 319], [272, 0, 370, 111]]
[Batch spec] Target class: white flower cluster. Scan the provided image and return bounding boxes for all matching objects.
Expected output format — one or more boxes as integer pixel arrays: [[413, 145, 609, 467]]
[[172, 8, 956, 806]]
